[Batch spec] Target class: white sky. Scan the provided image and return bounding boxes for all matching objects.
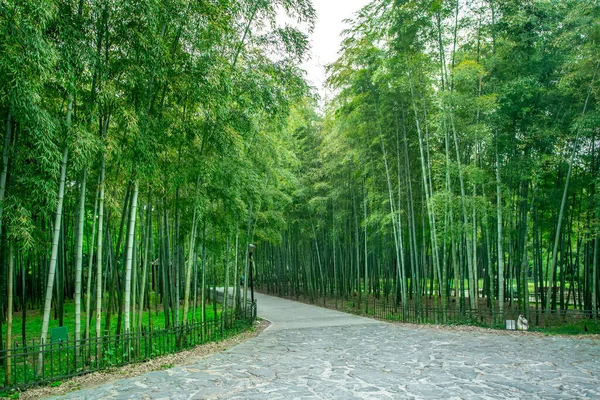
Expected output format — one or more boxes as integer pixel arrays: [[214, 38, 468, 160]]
[[278, 0, 372, 103]]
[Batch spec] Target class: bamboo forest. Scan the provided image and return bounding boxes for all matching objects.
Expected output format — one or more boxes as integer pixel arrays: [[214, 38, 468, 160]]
[[1, 0, 600, 394]]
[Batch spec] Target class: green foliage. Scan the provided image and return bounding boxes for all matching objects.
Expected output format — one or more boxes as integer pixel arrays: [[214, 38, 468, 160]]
[[258, 0, 600, 327]]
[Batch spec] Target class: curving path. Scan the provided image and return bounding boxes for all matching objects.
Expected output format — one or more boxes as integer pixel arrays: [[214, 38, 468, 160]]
[[52, 293, 600, 399]]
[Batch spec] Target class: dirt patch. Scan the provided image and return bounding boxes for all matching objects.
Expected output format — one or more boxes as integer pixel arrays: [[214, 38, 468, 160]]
[[16, 319, 270, 400]]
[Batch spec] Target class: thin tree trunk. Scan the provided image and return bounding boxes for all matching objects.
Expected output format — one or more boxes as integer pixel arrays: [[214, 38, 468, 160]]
[[521, 188, 534, 316], [138, 189, 152, 332], [473, 184, 479, 305], [496, 150, 505, 314], [0, 110, 12, 238], [223, 235, 231, 329], [161, 197, 171, 328], [546, 161, 572, 312], [311, 222, 325, 302], [593, 235, 598, 319], [21, 255, 26, 347], [85, 174, 100, 345], [131, 231, 138, 332], [201, 223, 207, 327], [232, 223, 240, 316], [243, 201, 253, 308], [363, 180, 368, 309], [114, 183, 133, 335], [380, 135, 407, 304], [96, 154, 106, 343], [123, 180, 139, 334], [182, 199, 198, 325], [6, 243, 14, 385], [37, 143, 69, 375], [74, 169, 87, 356], [0, 109, 12, 374], [174, 188, 181, 329]]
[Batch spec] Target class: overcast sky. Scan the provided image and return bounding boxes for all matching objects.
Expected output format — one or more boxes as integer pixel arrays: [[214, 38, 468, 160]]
[[279, 0, 372, 102]]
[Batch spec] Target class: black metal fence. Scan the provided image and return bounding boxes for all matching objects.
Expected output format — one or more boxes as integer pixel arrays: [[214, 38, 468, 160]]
[[0, 301, 257, 394], [346, 297, 599, 334]]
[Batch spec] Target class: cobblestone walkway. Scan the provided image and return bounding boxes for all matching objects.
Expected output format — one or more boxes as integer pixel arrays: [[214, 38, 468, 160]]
[[53, 294, 600, 399]]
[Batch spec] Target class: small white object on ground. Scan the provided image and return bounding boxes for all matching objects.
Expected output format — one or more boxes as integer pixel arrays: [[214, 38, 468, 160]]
[[517, 314, 529, 331]]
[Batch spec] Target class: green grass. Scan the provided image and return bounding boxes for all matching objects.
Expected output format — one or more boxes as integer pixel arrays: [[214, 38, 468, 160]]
[[1, 294, 220, 347]]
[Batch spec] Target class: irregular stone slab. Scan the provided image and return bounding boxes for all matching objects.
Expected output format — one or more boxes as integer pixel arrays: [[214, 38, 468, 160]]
[[51, 293, 600, 399]]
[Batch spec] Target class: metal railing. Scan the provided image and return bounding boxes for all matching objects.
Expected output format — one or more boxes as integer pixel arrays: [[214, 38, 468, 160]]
[[343, 297, 599, 334], [0, 300, 257, 394], [264, 288, 598, 335]]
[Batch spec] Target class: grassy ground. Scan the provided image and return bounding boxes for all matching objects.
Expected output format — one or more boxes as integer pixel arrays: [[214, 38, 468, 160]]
[[1, 295, 220, 347], [0, 295, 246, 396]]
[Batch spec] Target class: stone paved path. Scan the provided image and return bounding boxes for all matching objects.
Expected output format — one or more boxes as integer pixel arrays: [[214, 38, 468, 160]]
[[52, 293, 600, 399]]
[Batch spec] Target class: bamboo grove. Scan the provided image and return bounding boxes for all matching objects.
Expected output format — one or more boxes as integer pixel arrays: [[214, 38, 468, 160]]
[[257, 0, 600, 324], [2, 0, 600, 385], [0, 0, 317, 379]]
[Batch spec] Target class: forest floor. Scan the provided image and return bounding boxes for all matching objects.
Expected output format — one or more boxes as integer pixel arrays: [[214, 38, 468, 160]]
[[42, 292, 600, 399]]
